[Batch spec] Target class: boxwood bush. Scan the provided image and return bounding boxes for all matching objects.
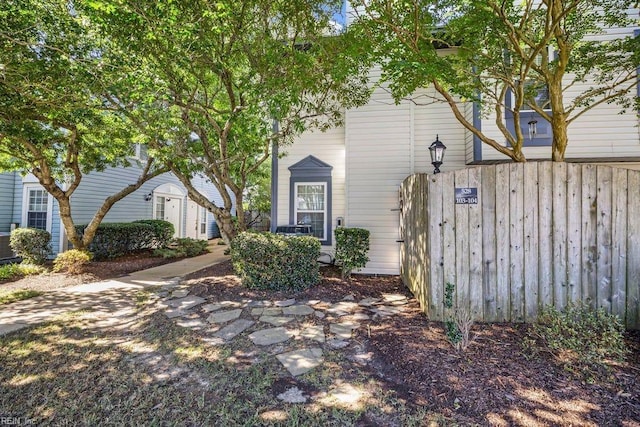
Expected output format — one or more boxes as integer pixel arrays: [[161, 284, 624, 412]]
[[75, 220, 174, 259], [10, 227, 52, 264], [230, 232, 321, 291], [334, 227, 370, 279]]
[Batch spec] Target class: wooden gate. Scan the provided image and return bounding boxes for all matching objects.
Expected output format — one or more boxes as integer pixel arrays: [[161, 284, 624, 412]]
[[400, 162, 640, 329]]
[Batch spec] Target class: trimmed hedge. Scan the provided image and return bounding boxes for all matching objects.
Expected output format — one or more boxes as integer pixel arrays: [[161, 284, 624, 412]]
[[334, 227, 370, 279], [231, 232, 321, 291], [10, 228, 52, 264], [75, 220, 174, 259]]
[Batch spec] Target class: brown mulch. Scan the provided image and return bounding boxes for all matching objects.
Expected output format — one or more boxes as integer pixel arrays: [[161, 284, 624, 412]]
[[185, 260, 640, 426], [0, 250, 179, 293]]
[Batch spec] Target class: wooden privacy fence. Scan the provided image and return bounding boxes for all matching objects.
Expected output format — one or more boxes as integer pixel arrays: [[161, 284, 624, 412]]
[[399, 162, 640, 329]]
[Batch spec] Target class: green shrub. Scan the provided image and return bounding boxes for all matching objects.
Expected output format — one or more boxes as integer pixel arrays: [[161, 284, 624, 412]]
[[53, 250, 93, 275], [0, 289, 43, 305], [76, 221, 174, 259], [230, 232, 321, 291], [0, 263, 46, 281], [133, 220, 174, 248], [334, 227, 370, 279], [153, 238, 208, 258], [523, 303, 629, 380], [10, 228, 52, 264]]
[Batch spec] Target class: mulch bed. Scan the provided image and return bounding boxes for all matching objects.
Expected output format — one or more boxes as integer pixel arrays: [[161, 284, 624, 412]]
[[185, 260, 640, 426], [0, 250, 179, 292]]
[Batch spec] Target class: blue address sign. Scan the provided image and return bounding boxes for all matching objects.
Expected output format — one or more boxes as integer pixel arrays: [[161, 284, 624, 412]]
[[455, 187, 478, 204]]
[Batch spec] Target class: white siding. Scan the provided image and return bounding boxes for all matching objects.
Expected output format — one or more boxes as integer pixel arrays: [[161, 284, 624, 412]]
[[276, 125, 346, 250], [281, 68, 468, 275]]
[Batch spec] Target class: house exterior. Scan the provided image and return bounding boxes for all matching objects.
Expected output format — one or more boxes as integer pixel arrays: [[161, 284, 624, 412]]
[[0, 154, 222, 259], [273, 18, 640, 275]]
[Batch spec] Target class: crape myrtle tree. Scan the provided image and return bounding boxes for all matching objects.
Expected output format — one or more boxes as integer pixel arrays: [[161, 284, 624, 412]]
[[0, 0, 168, 250], [350, 0, 638, 162], [83, 0, 371, 243]]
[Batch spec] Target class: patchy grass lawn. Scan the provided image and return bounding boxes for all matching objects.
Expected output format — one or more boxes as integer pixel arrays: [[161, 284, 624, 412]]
[[0, 300, 438, 426], [0, 289, 43, 305]]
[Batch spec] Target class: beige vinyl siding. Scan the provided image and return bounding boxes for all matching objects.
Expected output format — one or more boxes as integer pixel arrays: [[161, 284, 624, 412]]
[[276, 125, 346, 248], [345, 70, 467, 275]]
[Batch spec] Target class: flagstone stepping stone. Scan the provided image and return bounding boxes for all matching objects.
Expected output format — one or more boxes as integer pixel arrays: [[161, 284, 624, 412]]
[[201, 303, 223, 313], [358, 297, 380, 307], [167, 295, 206, 311], [220, 301, 244, 308], [277, 387, 308, 403], [207, 309, 243, 324], [175, 318, 206, 330], [381, 293, 408, 303], [165, 308, 186, 319], [249, 327, 294, 346], [326, 302, 360, 315], [342, 295, 355, 301], [342, 313, 370, 321], [300, 325, 325, 343], [282, 305, 314, 316], [214, 319, 255, 341], [274, 299, 296, 307], [262, 307, 283, 316], [370, 305, 405, 317], [327, 339, 349, 349], [259, 316, 294, 326], [276, 347, 323, 376], [314, 311, 326, 319], [171, 289, 190, 298], [251, 308, 264, 316], [330, 322, 360, 339], [247, 300, 271, 308]]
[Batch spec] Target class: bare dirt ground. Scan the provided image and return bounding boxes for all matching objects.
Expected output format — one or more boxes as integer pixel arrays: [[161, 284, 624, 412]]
[[185, 261, 640, 426]]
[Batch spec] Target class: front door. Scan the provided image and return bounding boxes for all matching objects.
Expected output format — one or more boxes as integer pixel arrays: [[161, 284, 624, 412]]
[[155, 195, 182, 238]]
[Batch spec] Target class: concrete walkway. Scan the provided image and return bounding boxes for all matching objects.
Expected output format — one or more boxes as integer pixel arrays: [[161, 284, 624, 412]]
[[0, 241, 229, 336]]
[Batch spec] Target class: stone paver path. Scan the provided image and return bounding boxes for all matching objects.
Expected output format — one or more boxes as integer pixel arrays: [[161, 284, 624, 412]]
[[159, 287, 411, 377]]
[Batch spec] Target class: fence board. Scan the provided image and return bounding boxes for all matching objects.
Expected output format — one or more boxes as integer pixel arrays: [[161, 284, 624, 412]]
[[611, 168, 627, 320], [454, 169, 470, 312], [553, 162, 568, 310], [400, 162, 640, 328], [627, 171, 640, 329], [482, 166, 498, 322], [429, 174, 444, 319], [509, 163, 525, 322], [468, 167, 483, 319], [441, 172, 456, 292], [596, 166, 613, 313], [495, 164, 511, 321], [581, 164, 598, 308], [538, 162, 554, 308], [523, 163, 539, 322], [567, 164, 582, 304]]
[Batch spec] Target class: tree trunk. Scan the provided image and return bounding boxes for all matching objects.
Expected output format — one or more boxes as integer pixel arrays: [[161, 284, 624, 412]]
[[550, 114, 568, 162], [215, 210, 237, 245]]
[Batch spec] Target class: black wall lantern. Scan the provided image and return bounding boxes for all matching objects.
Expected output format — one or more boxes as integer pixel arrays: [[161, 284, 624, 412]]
[[429, 135, 447, 174]]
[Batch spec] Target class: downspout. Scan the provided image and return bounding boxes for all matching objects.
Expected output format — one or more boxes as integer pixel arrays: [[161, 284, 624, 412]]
[[270, 120, 279, 232]]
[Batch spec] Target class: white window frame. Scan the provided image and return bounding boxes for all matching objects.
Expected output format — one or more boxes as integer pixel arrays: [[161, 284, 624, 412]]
[[22, 184, 53, 233], [294, 182, 328, 241], [199, 206, 208, 236]]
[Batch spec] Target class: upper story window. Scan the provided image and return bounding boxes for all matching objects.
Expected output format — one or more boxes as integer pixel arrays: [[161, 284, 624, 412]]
[[133, 143, 149, 161]]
